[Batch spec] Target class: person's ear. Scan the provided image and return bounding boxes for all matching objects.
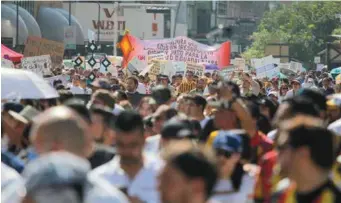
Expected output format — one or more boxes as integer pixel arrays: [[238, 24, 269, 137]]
[[296, 146, 310, 159], [190, 178, 205, 196]]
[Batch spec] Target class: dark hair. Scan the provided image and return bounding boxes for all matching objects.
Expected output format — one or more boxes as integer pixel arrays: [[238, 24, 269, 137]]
[[114, 111, 144, 134], [127, 76, 139, 87], [298, 89, 326, 111], [230, 162, 245, 191], [90, 105, 114, 127], [188, 95, 207, 112], [58, 90, 73, 104], [166, 146, 218, 199], [152, 85, 172, 105], [287, 126, 335, 170], [64, 99, 92, 124], [92, 89, 116, 109], [53, 79, 63, 87], [114, 90, 128, 102]]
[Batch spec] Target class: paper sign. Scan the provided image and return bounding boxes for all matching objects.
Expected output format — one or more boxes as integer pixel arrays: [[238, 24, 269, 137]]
[[231, 58, 246, 71], [139, 64, 153, 76], [24, 36, 65, 65], [162, 61, 176, 79], [147, 53, 166, 64], [45, 75, 68, 86], [316, 64, 324, 72], [1, 58, 14, 68], [21, 55, 53, 76], [220, 65, 236, 77], [128, 57, 145, 72], [173, 61, 186, 75], [256, 64, 279, 79], [186, 63, 205, 77], [290, 61, 303, 73], [149, 61, 162, 81]]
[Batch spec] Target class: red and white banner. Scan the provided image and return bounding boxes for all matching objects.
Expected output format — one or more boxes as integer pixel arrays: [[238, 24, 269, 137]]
[[120, 34, 231, 69]]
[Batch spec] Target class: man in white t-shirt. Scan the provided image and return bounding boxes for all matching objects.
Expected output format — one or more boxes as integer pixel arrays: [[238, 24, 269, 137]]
[[90, 111, 162, 203]]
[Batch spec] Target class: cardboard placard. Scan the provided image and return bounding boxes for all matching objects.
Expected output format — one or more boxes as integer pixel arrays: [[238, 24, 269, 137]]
[[185, 63, 205, 77], [21, 55, 53, 76], [149, 60, 162, 81], [24, 36, 65, 65]]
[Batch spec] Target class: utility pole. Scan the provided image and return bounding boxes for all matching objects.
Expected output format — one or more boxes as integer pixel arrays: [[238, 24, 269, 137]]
[[16, 2, 19, 50], [69, 1, 71, 26], [113, 2, 119, 56], [97, 2, 101, 45]]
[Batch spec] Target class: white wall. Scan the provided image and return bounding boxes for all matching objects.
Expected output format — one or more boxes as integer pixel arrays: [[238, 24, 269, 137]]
[[63, 2, 164, 42]]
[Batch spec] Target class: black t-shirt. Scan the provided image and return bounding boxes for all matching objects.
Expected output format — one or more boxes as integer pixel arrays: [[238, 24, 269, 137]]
[[272, 179, 341, 203], [88, 144, 115, 169]]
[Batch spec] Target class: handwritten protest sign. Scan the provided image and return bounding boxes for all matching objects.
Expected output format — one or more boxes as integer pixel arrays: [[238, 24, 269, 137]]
[[1, 58, 15, 68], [24, 36, 65, 65], [256, 64, 279, 79], [21, 55, 52, 76], [149, 60, 162, 81], [186, 63, 205, 77], [124, 34, 231, 68]]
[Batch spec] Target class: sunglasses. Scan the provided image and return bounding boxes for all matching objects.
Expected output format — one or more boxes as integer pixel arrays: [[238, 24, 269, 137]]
[[215, 149, 233, 158]]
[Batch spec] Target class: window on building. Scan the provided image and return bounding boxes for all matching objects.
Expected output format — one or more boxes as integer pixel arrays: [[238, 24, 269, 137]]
[[217, 1, 227, 16]]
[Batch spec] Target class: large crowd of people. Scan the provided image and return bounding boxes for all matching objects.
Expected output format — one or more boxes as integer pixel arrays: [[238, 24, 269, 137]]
[[2, 64, 341, 203]]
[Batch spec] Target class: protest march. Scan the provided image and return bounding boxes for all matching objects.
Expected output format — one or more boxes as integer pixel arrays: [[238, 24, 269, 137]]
[[2, 1, 341, 203]]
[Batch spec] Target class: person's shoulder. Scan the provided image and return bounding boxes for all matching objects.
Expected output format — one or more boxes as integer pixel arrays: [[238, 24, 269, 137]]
[[89, 157, 118, 178], [1, 163, 23, 188], [86, 175, 129, 203], [143, 152, 164, 171], [271, 178, 295, 203]]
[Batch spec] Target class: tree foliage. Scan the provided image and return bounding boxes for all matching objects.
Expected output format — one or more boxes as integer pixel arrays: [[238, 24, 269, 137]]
[[242, 2, 341, 63]]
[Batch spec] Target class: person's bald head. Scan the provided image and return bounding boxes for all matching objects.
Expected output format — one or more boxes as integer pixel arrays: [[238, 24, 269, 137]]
[[30, 106, 93, 158]]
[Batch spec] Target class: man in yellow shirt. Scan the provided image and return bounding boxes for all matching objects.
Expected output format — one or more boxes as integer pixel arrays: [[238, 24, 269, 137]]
[[178, 71, 196, 94]]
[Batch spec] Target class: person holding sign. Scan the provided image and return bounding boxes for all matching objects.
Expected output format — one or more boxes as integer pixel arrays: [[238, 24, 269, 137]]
[[178, 71, 197, 94]]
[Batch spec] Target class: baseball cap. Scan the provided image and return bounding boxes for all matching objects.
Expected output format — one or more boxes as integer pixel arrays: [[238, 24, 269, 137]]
[[213, 131, 243, 153], [161, 119, 194, 139], [91, 78, 111, 90]]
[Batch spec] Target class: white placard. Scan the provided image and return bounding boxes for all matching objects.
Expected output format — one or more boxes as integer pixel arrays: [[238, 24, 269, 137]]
[[316, 64, 324, 72], [21, 55, 52, 76], [314, 56, 321, 64], [45, 75, 68, 86], [256, 63, 279, 79], [148, 53, 166, 63], [1, 58, 15, 69], [128, 56, 145, 73]]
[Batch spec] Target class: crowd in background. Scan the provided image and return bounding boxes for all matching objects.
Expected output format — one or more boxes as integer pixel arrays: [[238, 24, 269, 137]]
[[2, 64, 341, 203]]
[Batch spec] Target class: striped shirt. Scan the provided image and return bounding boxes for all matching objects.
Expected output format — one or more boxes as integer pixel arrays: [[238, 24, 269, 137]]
[[178, 80, 196, 94], [271, 179, 341, 203]]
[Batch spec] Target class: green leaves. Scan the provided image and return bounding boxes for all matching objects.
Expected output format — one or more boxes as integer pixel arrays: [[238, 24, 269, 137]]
[[243, 1, 341, 63]]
